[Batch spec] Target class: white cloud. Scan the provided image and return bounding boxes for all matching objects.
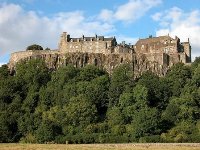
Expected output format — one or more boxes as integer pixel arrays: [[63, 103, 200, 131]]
[[151, 12, 162, 21], [98, 9, 114, 22], [114, 0, 162, 22], [98, 0, 162, 23], [152, 7, 200, 60], [0, 3, 115, 56]]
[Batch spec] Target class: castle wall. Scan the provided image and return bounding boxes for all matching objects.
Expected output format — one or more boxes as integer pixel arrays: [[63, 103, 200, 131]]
[[60, 39, 113, 54], [59, 32, 115, 54], [168, 53, 181, 66], [9, 50, 59, 70], [144, 53, 164, 65], [134, 36, 179, 55], [114, 45, 133, 54]]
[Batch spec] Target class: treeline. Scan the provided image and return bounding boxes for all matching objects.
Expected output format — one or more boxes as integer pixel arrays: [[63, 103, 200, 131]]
[[0, 58, 200, 143]]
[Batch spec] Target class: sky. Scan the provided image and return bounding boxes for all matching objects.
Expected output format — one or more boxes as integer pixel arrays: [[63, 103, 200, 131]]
[[0, 0, 200, 66]]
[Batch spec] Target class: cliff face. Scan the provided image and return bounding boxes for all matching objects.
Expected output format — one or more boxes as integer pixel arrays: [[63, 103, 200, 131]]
[[8, 50, 168, 77]]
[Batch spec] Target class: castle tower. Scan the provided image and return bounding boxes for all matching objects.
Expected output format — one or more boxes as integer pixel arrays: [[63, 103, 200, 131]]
[[59, 32, 69, 53], [182, 38, 191, 63]]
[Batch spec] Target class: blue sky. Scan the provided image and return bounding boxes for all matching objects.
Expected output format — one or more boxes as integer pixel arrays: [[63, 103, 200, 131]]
[[1, 0, 200, 65]]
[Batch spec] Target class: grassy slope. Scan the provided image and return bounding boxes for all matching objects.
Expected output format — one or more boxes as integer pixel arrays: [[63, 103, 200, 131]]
[[0, 143, 200, 150]]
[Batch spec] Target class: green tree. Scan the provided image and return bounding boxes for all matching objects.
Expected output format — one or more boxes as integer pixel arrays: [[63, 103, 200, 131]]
[[165, 63, 191, 97], [161, 121, 199, 142], [64, 94, 97, 127], [131, 108, 162, 138], [108, 64, 133, 107], [15, 59, 50, 86], [78, 65, 106, 81], [107, 106, 124, 127], [191, 57, 200, 70], [0, 65, 9, 79], [192, 65, 200, 87], [133, 84, 149, 109], [26, 44, 43, 51], [118, 92, 135, 123], [84, 75, 110, 117], [46, 65, 79, 106], [35, 121, 54, 143], [137, 71, 171, 108]]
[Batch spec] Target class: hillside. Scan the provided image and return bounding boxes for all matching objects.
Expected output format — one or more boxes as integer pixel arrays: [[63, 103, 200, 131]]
[[0, 58, 200, 143]]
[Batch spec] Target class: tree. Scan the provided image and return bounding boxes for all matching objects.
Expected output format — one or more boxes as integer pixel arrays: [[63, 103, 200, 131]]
[[78, 65, 106, 81], [84, 75, 110, 116], [64, 94, 97, 127], [191, 57, 200, 70], [15, 58, 50, 89], [131, 108, 162, 138], [107, 106, 124, 127], [161, 121, 199, 142], [26, 44, 43, 51], [192, 65, 200, 87], [118, 92, 135, 123], [48, 65, 79, 106], [133, 84, 149, 109], [0, 65, 9, 79], [137, 71, 171, 108], [165, 63, 191, 97], [108, 64, 133, 107], [45, 47, 51, 50], [35, 121, 54, 143]]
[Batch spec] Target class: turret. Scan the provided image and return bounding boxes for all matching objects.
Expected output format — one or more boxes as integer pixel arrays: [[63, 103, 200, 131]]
[[181, 39, 191, 63], [59, 32, 68, 52]]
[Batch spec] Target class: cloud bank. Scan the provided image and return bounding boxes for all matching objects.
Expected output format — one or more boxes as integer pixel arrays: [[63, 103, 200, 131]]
[[99, 0, 162, 23], [0, 3, 114, 55], [152, 7, 200, 60], [0, 0, 162, 58]]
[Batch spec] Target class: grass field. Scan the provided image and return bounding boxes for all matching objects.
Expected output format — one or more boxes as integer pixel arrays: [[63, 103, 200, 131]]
[[0, 143, 200, 150]]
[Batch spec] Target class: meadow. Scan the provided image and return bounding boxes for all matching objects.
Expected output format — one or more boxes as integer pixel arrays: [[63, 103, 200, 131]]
[[1, 143, 200, 150]]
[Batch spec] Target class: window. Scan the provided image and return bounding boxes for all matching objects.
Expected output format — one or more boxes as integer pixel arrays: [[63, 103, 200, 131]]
[[164, 48, 169, 53], [141, 45, 144, 50], [94, 59, 98, 66], [121, 57, 123, 63]]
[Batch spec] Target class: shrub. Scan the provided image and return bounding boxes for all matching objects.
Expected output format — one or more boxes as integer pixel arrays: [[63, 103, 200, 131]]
[[19, 133, 37, 143], [139, 135, 161, 143], [26, 44, 43, 51]]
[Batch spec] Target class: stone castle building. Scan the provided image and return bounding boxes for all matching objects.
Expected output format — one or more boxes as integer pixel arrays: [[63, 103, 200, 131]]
[[9, 32, 191, 77]]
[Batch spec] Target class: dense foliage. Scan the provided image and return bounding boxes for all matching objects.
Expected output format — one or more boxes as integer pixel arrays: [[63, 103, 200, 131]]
[[1, 58, 200, 143], [26, 44, 43, 51]]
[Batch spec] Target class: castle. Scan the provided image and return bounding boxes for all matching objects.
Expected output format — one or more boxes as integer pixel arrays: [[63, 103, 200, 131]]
[[9, 32, 191, 77]]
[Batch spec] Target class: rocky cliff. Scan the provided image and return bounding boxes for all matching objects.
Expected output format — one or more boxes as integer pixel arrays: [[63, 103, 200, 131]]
[[8, 50, 169, 77]]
